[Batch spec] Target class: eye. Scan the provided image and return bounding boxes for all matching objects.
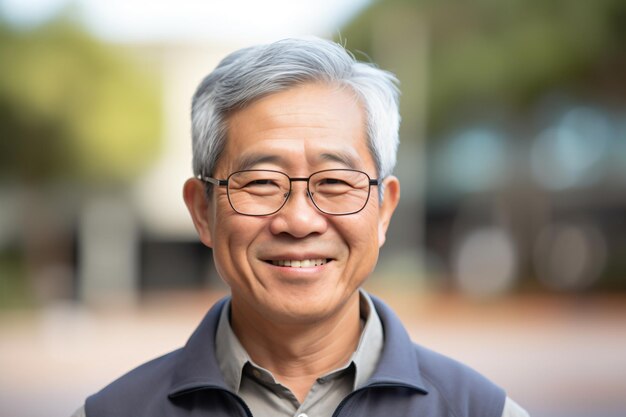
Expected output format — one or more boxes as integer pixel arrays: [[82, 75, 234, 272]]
[[245, 179, 278, 187], [320, 178, 347, 185], [235, 177, 285, 197], [315, 177, 354, 194]]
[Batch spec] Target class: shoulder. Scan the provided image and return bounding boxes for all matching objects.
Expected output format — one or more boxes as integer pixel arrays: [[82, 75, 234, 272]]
[[414, 343, 506, 417], [85, 349, 182, 415], [83, 299, 231, 417], [367, 294, 506, 417], [99, 348, 182, 393]]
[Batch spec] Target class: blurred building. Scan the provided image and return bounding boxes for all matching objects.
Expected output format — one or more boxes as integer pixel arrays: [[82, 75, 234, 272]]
[[425, 107, 626, 297]]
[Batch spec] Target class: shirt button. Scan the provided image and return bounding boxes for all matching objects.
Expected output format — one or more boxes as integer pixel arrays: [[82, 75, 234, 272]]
[[297, 414, 308, 417]]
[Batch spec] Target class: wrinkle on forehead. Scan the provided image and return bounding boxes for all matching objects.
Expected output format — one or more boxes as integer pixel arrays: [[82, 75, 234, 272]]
[[228, 84, 364, 137], [229, 139, 364, 173]]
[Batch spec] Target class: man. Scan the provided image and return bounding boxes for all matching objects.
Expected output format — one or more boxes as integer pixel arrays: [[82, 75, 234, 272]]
[[73, 37, 529, 417]]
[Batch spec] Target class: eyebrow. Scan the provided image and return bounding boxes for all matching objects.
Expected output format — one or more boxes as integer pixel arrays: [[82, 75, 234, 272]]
[[233, 153, 286, 172], [232, 150, 361, 172], [318, 152, 360, 170]]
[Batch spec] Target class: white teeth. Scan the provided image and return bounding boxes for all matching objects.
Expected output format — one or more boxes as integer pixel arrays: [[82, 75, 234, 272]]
[[271, 259, 327, 268]]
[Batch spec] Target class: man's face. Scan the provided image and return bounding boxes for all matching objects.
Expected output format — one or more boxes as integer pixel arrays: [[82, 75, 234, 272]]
[[185, 83, 399, 325]]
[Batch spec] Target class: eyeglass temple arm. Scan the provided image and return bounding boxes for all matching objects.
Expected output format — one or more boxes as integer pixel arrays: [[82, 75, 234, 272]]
[[198, 175, 228, 186]]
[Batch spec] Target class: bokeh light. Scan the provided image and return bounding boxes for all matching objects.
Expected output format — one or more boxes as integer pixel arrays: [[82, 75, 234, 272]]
[[534, 223, 607, 291], [531, 107, 612, 190], [452, 227, 517, 298], [434, 128, 509, 194]]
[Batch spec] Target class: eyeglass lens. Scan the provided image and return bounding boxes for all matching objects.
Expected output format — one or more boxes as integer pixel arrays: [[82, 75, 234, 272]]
[[226, 170, 371, 216]]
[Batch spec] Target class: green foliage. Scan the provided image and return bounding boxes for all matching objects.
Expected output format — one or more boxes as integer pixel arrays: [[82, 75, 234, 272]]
[[0, 16, 162, 183], [340, 0, 626, 136], [0, 247, 31, 309]]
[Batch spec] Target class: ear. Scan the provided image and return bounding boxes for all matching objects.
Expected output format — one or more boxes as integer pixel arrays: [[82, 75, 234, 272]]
[[183, 178, 214, 248], [377, 175, 400, 248]]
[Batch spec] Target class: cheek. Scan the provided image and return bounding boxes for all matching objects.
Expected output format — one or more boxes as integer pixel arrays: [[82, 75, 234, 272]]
[[212, 212, 263, 265], [339, 205, 381, 255], [357, 202, 381, 239], [211, 216, 266, 291]]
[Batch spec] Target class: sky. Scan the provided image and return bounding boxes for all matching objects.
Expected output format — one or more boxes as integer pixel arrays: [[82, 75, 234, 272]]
[[1, 0, 372, 42]]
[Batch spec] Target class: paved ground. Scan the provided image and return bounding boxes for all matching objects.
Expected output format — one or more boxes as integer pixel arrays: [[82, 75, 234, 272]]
[[1, 289, 625, 417]]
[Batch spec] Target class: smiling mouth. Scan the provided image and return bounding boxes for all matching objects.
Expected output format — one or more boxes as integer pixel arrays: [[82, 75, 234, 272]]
[[267, 259, 330, 268]]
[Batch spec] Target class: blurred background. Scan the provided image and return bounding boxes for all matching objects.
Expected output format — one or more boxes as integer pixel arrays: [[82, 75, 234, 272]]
[[1, 0, 625, 416]]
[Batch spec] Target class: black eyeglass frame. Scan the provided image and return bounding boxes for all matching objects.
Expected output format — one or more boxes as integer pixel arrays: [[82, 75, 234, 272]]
[[199, 168, 380, 216]]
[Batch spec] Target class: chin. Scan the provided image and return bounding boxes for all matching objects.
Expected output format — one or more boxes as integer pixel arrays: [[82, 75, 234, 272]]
[[262, 291, 352, 324]]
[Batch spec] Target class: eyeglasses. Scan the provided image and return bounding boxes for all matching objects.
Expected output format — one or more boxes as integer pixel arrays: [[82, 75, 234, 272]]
[[199, 169, 380, 216]]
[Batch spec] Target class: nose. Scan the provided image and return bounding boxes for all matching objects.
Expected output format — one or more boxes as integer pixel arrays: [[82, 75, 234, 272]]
[[268, 183, 328, 238]]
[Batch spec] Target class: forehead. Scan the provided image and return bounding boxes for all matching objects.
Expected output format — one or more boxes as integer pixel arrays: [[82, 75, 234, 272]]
[[217, 83, 374, 173]]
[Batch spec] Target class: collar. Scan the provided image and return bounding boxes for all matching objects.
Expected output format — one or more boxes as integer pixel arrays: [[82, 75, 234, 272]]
[[213, 298, 248, 392], [169, 297, 230, 397], [168, 293, 428, 398], [365, 295, 428, 392], [351, 290, 384, 389]]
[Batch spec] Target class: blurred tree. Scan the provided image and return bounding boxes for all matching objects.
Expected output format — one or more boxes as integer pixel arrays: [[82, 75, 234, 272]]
[[0, 13, 162, 184], [340, 0, 626, 136], [0, 12, 162, 306]]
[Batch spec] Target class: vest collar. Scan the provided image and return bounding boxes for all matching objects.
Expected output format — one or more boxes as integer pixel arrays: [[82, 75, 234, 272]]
[[366, 295, 428, 393], [168, 293, 428, 398], [169, 297, 231, 397]]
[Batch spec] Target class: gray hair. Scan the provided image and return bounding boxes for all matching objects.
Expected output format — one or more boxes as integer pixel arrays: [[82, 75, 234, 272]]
[[191, 37, 400, 184]]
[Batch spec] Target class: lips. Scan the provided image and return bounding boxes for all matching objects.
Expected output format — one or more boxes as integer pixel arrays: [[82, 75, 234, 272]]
[[269, 259, 329, 268]]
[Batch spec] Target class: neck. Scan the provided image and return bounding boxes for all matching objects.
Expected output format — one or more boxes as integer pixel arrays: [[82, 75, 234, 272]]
[[230, 293, 362, 403]]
